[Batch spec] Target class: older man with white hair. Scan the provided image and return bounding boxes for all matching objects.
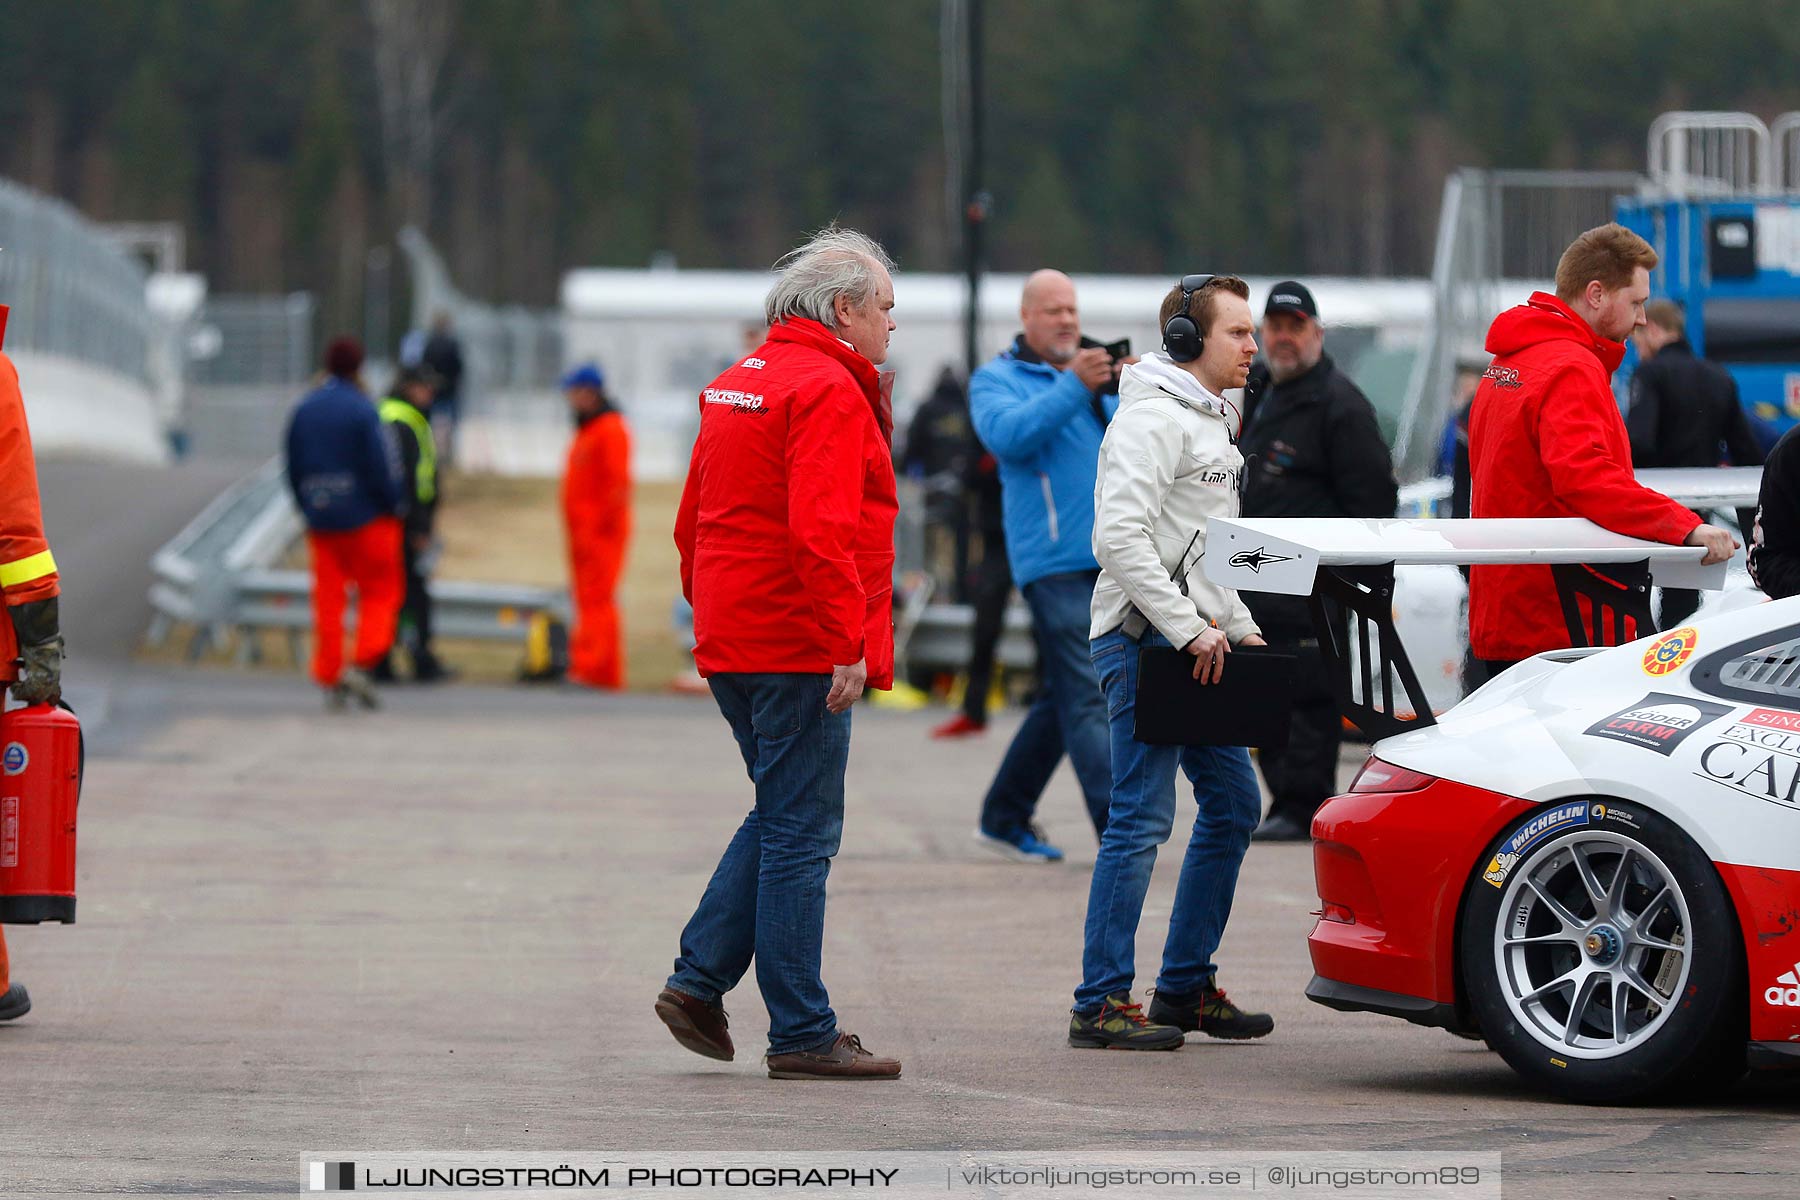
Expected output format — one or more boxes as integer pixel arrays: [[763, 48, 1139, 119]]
[[656, 225, 902, 1080]]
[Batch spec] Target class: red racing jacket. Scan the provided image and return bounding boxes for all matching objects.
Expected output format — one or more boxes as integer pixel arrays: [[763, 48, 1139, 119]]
[[1468, 292, 1700, 661], [674, 318, 898, 688]]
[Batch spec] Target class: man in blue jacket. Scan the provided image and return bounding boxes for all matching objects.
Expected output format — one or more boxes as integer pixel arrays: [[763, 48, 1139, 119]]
[[284, 337, 405, 710], [967, 270, 1121, 861]]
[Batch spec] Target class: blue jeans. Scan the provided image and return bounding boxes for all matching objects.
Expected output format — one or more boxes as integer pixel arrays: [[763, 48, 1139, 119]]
[[1073, 628, 1262, 1012], [979, 571, 1112, 837], [667, 673, 849, 1054]]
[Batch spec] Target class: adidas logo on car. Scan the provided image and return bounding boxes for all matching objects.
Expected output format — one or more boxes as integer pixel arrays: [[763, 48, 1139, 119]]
[[1767, 964, 1800, 1007]]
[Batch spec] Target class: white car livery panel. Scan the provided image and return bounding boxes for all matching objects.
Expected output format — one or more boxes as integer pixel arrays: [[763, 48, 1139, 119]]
[[1371, 599, 1800, 874], [1234, 506, 1800, 1102]]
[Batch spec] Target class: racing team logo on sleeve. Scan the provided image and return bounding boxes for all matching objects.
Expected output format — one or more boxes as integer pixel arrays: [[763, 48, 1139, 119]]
[[1584, 692, 1732, 756], [1642, 627, 1699, 676]]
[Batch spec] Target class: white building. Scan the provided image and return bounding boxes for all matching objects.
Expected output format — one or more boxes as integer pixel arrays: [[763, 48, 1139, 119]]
[[466, 270, 1433, 481]]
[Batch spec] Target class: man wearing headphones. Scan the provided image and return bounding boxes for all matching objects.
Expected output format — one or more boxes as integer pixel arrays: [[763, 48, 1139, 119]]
[[1069, 275, 1274, 1050]]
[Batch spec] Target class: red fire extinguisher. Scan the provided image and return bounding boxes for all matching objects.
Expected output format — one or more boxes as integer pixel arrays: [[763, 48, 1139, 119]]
[[0, 702, 81, 924]]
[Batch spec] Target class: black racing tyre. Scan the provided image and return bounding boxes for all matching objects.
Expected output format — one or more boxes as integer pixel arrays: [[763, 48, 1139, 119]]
[[1458, 798, 1746, 1104]]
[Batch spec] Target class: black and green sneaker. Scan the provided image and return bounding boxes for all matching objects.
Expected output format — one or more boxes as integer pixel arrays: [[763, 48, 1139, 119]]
[[1068, 993, 1186, 1050], [1147, 981, 1274, 1040]]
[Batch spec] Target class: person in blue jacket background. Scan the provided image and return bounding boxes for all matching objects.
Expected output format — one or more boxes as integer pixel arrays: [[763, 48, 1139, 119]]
[[284, 336, 404, 710], [966, 269, 1123, 862]]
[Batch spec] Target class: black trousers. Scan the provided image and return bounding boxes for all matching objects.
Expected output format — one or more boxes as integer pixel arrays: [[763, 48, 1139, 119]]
[[1257, 638, 1341, 823], [961, 540, 1012, 723], [399, 541, 436, 664]]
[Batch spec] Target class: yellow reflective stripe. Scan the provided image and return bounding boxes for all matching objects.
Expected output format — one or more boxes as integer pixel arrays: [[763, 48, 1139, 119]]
[[0, 549, 56, 588]]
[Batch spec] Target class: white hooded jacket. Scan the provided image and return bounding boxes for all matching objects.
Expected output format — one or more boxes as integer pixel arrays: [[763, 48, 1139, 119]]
[[1089, 351, 1261, 647]]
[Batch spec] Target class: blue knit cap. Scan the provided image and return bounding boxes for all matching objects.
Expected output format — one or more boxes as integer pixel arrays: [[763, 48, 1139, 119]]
[[561, 362, 605, 390]]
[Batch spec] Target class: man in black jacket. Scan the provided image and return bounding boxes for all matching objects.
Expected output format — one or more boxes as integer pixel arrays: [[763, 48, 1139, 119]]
[[1627, 299, 1764, 627], [900, 368, 1016, 739], [375, 365, 451, 682], [1238, 282, 1397, 841], [421, 312, 465, 465], [1750, 424, 1800, 600]]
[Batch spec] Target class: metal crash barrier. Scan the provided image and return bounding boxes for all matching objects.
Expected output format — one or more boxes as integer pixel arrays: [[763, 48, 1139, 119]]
[[146, 457, 569, 663]]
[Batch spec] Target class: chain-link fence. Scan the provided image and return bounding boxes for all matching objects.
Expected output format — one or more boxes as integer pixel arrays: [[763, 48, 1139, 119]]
[[398, 226, 565, 473], [181, 292, 317, 459], [1391, 168, 1644, 482], [1396, 112, 1800, 483], [0, 177, 152, 381], [398, 226, 562, 394], [189, 293, 315, 385]]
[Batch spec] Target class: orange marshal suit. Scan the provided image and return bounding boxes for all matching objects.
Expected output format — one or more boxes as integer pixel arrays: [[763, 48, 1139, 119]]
[[561, 412, 631, 688]]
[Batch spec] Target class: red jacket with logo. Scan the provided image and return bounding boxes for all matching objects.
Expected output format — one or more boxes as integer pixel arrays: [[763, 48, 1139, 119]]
[[674, 318, 898, 687], [1469, 292, 1700, 661]]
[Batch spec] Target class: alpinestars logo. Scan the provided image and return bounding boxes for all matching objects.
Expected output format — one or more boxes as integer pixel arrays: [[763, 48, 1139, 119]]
[[1767, 964, 1800, 1007], [1228, 546, 1296, 574]]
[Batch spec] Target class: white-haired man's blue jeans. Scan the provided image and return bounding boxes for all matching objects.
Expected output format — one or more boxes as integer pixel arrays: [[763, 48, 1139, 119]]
[[1073, 628, 1262, 1013], [666, 672, 850, 1054]]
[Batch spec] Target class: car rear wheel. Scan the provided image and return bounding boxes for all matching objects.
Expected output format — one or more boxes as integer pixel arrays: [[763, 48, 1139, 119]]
[[1459, 801, 1745, 1103]]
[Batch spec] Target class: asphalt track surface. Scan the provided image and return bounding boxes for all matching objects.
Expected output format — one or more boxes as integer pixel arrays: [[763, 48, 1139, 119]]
[[2, 460, 1795, 1197]]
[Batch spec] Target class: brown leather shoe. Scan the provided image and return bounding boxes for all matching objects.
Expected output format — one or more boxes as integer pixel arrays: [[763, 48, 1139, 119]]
[[654, 988, 733, 1061], [766, 1032, 901, 1080]]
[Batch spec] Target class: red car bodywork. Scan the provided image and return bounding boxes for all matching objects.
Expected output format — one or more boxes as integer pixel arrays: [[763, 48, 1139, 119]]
[[1308, 759, 1800, 1057]]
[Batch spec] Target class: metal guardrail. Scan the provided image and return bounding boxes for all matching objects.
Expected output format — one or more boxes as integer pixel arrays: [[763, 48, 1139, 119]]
[[0, 177, 153, 382], [147, 457, 570, 663], [1394, 168, 1643, 481], [890, 476, 1036, 675], [900, 599, 1037, 674]]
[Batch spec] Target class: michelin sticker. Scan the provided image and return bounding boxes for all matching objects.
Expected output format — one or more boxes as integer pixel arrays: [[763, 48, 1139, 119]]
[[1584, 692, 1731, 756], [1695, 707, 1800, 813], [1483, 800, 1592, 888], [1589, 802, 1641, 830]]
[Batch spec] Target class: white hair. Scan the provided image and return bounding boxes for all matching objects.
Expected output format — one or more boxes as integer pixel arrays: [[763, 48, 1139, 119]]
[[764, 224, 895, 329]]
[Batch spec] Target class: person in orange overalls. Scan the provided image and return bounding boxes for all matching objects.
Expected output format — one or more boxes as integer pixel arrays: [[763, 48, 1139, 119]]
[[284, 337, 405, 710], [560, 364, 631, 689], [0, 305, 66, 1023]]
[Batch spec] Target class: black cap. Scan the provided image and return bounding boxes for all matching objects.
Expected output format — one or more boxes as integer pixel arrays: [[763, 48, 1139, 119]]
[[1264, 281, 1318, 320], [396, 364, 440, 390]]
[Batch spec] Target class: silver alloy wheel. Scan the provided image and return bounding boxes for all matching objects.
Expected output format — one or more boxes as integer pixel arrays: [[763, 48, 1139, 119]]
[[1492, 830, 1693, 1060]]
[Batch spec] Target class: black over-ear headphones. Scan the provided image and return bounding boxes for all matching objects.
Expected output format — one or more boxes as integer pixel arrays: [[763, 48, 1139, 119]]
[[1162, 273, 1215, 363]]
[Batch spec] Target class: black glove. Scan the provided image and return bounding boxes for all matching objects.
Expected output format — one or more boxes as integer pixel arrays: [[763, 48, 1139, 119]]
[[9, 596, 63, 706]]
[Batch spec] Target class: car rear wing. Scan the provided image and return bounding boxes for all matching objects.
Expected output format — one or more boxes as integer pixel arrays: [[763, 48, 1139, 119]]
[[1204, 516, 1729, 740]]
